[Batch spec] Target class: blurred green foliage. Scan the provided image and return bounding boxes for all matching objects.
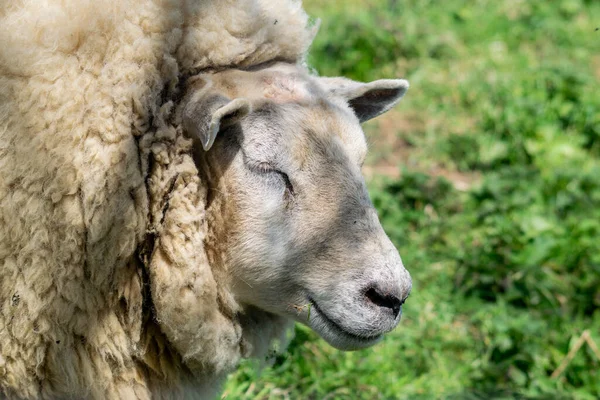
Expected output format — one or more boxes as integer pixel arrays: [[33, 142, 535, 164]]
[[225, 0, 600, 398]]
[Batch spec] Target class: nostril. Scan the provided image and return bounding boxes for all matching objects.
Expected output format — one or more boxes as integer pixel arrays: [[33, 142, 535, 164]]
[[365, 287, 403, 318]]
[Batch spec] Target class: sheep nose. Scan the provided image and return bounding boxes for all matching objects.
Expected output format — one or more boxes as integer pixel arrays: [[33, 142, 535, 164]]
[[364, 285, 405, 319]]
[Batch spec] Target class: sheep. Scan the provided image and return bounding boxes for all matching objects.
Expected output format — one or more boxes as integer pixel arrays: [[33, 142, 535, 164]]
[[0, 1, 412, 399]]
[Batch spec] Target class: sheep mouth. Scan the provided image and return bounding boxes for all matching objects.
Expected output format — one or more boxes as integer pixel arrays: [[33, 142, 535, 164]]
[[308, 297, 383, 345]]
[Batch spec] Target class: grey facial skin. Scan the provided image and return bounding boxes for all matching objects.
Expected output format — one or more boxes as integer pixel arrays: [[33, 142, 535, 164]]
[[183, 63, 412, 350]]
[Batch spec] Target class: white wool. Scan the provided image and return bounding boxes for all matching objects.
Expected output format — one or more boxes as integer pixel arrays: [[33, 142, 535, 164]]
[[0, 1, 315, 398]]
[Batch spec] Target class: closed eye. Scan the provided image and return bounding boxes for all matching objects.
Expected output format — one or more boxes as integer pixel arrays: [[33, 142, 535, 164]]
[[279, 170, 295, 196], [247, 161, 295, 196]]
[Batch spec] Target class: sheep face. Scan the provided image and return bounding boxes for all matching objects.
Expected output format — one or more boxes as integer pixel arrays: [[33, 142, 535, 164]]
[[183, 63, 412, 351]]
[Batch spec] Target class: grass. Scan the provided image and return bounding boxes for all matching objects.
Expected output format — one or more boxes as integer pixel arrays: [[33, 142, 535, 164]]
[[224, 1, 600, 398]]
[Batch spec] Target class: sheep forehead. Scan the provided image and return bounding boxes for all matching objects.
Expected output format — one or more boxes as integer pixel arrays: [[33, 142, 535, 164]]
[[244, 100, 367, 170], [300, 103, 368, 166], [215, 65, 368, 165], [215, 64, 317, 104]]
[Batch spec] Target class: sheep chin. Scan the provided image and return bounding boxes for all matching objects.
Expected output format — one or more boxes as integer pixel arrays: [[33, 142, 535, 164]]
[[284, 297, 386, 351], [306, 300, 384, 351]]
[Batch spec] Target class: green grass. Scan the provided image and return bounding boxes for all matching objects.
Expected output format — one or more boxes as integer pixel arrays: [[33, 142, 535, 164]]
[[224, 1, 600, 398]]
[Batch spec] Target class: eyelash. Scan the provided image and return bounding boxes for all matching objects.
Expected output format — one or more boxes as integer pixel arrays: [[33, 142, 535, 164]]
[[251, 162, 295, 196]]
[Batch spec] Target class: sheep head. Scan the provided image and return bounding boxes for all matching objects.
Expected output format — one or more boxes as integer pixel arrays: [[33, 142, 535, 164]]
[[180, 63, 412, 352]]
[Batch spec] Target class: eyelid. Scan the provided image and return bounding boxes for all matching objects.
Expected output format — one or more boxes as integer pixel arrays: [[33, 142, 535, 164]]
[[254, 161, 276, 173], [241, 153, 273, 172], [244, 157, 282, 175], [245, 159, 295, 195]]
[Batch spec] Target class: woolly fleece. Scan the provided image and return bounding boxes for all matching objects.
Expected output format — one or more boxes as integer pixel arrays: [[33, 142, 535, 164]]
[[0, 1, 315, 398]]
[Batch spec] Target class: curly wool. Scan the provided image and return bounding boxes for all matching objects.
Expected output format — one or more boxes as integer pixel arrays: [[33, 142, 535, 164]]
[[0, 1, 315, 398]]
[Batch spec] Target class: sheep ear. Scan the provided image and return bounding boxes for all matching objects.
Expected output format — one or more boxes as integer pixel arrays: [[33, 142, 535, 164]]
[[319, 77, 409, 122], [183, 93, 251, 151]]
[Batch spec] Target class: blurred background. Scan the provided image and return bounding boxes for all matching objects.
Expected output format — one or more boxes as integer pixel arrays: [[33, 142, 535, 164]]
[[225, 1, 600, 398]]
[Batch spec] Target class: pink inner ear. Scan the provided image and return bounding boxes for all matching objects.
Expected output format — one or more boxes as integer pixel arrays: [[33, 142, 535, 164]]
[[262, 74, 311, 103]]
